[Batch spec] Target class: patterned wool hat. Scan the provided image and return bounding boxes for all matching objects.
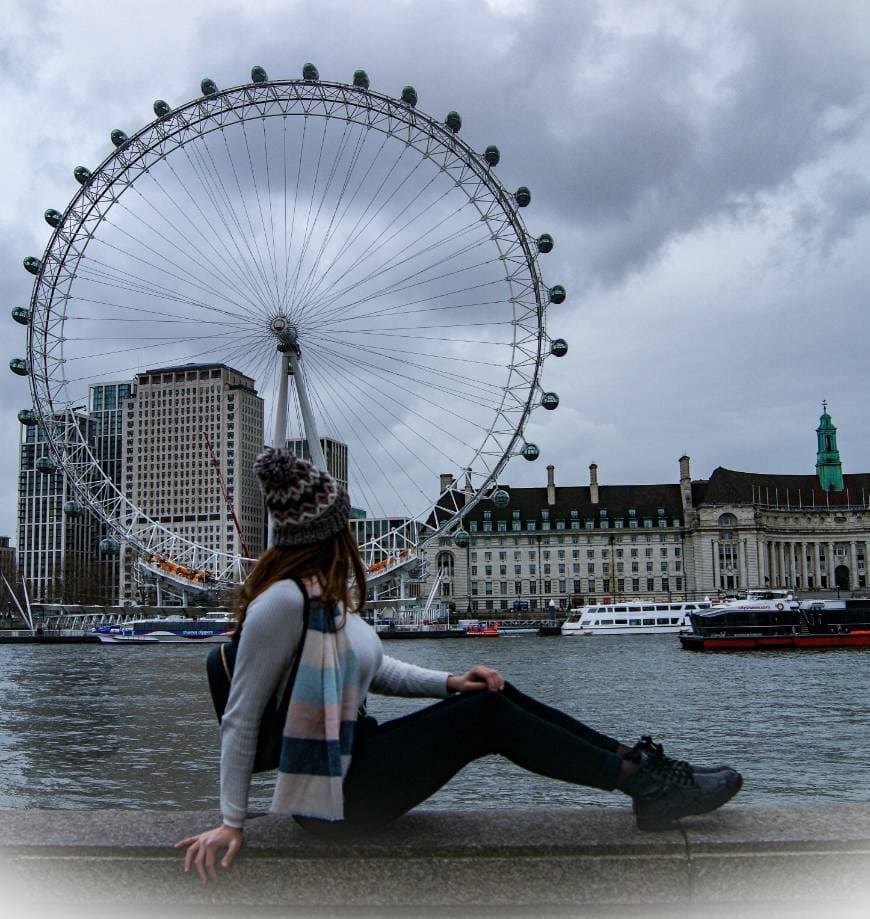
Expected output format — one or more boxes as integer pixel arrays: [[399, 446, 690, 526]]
[[254, 447, 350, 547]]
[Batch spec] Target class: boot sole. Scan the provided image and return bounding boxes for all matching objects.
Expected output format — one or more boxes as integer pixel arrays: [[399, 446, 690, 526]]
[[635, 773, 743, 832]]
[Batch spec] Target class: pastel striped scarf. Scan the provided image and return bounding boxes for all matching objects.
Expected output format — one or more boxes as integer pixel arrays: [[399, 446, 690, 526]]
[[271, 601, 361, 821]]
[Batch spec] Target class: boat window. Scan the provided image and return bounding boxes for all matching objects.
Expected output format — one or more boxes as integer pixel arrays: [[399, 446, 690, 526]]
[[670, 618, 680, 624], [629, 619, 641, 626], [655, 605, 668, 611], [593, 620, 599, 626], [615, 619, 627, 625], [656, 618, 670, 625], [642, 605, 655, 611], [643, 618, 655, 625], [600, 619, 613, 625], [614, 606, 627, 613]]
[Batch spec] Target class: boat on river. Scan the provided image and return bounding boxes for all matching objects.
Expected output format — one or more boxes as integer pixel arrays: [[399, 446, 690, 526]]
[[562, 600, 713, 636], [680, 595, 870, 652], [92, 611, 234, 643]]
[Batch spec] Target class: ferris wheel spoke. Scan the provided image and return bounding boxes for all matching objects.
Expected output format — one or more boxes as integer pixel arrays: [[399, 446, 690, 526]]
[[121, 180, 261, 310], [76, 259, 257, 325], [293, 135, 413, 311], [309, 351, 486, 459], [296, 364, 393, 518], [312, 331, 508, 372], [95, 215, 256, 315], [62, 327, 256, 364], [279, 114, 309, 310], [289, 118, 367, 309], [299, 165, 449, 314], [304, 351, 443, 508], [184, 137, 279, 315], [240, 118, 283, 310], [286, 117, 333, 312], [311, 338, 502, 420], [311, 332, 507, 398], [60, 328, 265, 385], [291, 122, 374, 312], [165, 150, 276, 313], [216, 126, 283, 313], [317, 245, 501, 326]]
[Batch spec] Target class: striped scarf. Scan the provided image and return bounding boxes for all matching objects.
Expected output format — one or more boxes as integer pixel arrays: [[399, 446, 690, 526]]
[[271, 600, 361, 821]]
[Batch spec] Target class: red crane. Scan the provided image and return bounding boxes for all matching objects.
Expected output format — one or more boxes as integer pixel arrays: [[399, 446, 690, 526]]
[[202, 431, 251, 558]]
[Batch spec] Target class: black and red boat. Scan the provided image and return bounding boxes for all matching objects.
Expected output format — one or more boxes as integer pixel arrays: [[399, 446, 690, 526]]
[[680, 598, 870, 652]]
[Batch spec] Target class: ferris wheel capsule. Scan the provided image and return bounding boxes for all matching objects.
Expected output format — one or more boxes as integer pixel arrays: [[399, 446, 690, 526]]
[[515, 187, 531, 207], [63, 500, 83, 517], [23, 257, 41, 275], [110, 129, 128, 148], [44, 209, 62, 228], [521, 443, 540, 461], [484, 145, 500, 166], [201, 78, 218, 96], [541, 392, 559, 410], [251, 65, 268, 83], [445, 111, 462, 133], [18, 408, 38, 425], [401, 85, 418, 107], [353, 70, 370, 89], [99, 537, 120, 556], [548, 285, 566, 304], [35, 456, 57, 474], [12, 307, 31, 325], [453, 529, 470, 548], [302, 63, 319, 81], [491, 488, 510, 509], [536, 233, 554, 253], [9, 358, 28, 376], [550, 338, 568, 357], [153, 99, 171, 117], [74, 166, 92, 185]]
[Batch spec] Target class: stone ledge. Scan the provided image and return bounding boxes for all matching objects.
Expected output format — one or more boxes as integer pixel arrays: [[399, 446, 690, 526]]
[[1, 805, 868, 916]]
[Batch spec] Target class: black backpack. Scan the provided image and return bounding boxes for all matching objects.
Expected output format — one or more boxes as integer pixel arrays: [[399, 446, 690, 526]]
[[205, 581, 309, 773]]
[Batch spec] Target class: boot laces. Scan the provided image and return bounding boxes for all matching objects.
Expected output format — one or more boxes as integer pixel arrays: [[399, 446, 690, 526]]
[[638, 736, 695, 787]]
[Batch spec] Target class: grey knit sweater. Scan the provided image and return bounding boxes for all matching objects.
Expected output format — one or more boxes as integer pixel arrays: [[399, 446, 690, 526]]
[[220, 579, 452, 827]]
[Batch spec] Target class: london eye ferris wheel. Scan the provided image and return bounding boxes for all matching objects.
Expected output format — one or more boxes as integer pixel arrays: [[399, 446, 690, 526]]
[[11, 64, 568, 587]]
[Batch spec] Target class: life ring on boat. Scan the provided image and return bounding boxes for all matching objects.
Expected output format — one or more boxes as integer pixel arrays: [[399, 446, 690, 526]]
[[776, 603, 785, 610]]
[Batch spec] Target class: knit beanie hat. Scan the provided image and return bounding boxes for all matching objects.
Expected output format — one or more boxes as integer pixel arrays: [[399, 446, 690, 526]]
[[254, 447, 351, 547]]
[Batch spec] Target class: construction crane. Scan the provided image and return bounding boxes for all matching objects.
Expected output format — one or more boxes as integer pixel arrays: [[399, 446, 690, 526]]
[[202, 431, 251, 558]]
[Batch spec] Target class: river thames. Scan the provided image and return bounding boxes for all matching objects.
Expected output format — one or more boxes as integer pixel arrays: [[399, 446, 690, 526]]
[[1, 635, 867, 813]]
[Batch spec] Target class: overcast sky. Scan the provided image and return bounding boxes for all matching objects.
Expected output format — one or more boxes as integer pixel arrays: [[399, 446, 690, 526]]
[[2, 0, 870, 543]]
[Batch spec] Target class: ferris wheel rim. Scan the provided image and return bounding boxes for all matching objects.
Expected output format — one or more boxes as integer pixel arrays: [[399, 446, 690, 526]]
[[25, 74, 553, 583]]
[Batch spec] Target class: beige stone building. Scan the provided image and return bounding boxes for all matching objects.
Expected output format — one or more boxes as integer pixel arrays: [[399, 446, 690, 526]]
[[121, 363, 264, 601], [421, 407, 869, 614]]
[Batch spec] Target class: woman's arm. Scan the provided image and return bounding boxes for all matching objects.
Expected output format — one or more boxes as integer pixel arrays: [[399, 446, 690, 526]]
[[176, 580, 304, 880], [372, 656, 504, 697], [219, 580, 305, 826]]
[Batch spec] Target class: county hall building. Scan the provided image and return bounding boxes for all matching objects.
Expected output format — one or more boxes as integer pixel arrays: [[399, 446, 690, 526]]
[[427, 406, 869, 615]]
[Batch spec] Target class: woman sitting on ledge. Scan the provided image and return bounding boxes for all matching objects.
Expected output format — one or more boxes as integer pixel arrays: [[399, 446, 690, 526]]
[[177, 449, 742, 883]]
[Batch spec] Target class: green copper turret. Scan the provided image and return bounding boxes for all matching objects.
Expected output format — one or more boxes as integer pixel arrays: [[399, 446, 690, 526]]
[[816, 401, 844, 492]]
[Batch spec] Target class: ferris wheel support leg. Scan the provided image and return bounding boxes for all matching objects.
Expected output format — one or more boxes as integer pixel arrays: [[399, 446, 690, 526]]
[[274, 351, 290, 450], [288, 350, 327, 472]]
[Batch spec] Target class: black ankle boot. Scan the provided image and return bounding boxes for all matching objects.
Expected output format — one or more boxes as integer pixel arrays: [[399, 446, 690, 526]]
[[620, 749, 743, 831], [629, 736, 730, 775]]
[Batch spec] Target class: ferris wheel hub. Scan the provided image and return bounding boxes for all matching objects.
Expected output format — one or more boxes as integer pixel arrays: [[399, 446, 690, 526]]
[[270, 316, 299, 352]]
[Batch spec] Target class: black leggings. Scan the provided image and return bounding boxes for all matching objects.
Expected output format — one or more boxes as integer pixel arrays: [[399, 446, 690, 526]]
[[297, 683, 624, 836]]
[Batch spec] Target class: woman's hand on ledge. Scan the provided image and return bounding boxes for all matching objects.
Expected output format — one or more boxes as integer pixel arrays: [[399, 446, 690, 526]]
[[175, 824, 243, 883], [447, 665, 505, 694]]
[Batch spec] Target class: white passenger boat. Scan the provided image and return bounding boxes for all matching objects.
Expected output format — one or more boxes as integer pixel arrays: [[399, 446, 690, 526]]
[[92, 611, 234, 643], [562, 600, 714, 636]]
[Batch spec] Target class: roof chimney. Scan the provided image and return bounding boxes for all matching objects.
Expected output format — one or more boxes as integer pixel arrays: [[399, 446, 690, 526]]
[[589, 463, 599, 505], [546, 464, 556, 507], [439, 473, 455, 493], [679, 455, 692, 513]]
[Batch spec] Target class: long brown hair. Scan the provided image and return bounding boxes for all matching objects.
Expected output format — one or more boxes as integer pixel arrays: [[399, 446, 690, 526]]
[[235, 526, 367, 629]]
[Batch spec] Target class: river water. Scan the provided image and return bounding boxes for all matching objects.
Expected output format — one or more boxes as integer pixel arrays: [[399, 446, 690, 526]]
[[1, 635, 868, 812]]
